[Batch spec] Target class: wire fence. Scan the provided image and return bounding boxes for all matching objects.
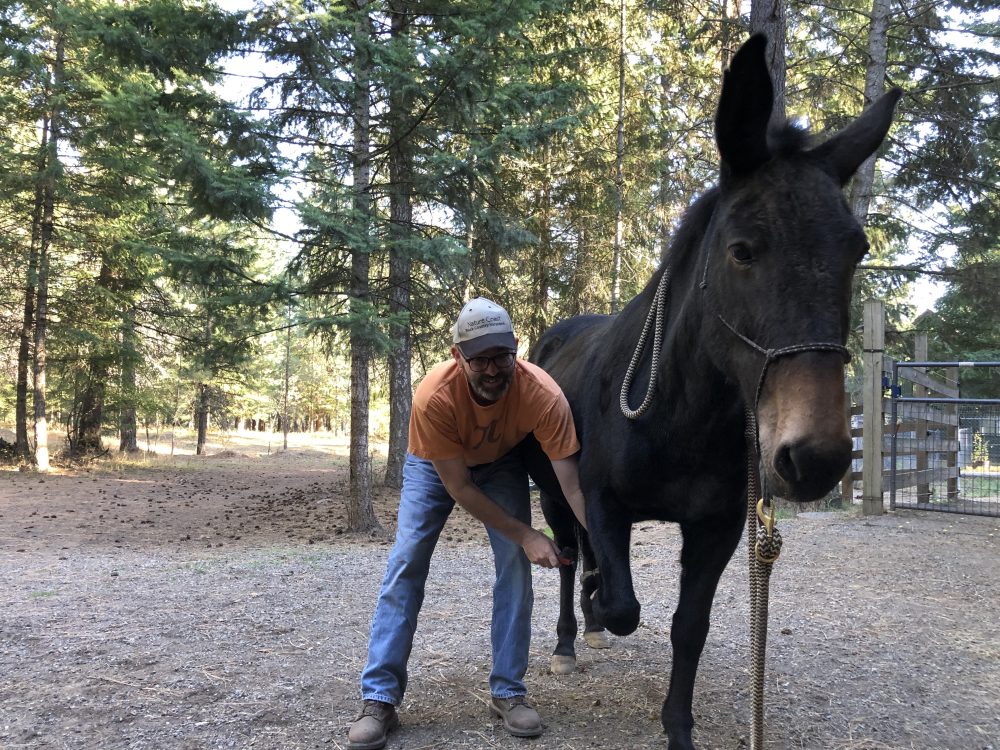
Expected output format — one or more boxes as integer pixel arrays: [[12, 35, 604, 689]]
[[889, 362, 1000, 517]]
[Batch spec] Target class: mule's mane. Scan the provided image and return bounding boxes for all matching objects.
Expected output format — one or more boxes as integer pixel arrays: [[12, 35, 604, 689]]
[[767, 120, 813, 158], [659, 189, 717, 266], [657, 120, 815, 266]]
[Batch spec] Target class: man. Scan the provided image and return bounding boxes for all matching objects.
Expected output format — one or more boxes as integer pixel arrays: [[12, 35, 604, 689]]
[[348, 297, 589, 750]]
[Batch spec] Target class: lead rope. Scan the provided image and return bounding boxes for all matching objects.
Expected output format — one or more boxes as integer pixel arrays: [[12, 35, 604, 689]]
[[620, 269, 670, 420], [622, 264, 788, 750], [745, 406, 782, 750]]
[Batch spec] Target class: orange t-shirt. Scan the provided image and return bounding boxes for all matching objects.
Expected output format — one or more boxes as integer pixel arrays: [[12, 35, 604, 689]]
[[408, 359, 581, 467]]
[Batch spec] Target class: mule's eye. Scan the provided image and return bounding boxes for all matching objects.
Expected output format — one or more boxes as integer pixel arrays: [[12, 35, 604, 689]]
[[729, 242, 753, 265]]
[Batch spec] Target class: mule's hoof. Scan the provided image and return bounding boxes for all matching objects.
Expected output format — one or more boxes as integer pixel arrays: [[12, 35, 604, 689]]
[[584, 630, 611, 649], [550, 655, 576, 675], [595, 596, 640, 636]]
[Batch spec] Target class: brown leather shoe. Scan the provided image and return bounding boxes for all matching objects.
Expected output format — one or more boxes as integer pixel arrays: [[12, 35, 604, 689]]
[[348, 700, 400, 750], [490, 695, 543, 738]]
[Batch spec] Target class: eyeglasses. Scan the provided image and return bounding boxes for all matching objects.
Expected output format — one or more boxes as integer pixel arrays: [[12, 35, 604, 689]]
[[464, 351, 516, 372]]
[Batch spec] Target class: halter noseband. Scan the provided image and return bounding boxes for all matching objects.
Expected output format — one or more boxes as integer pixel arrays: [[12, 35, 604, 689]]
[[714, 314, 851, 419]]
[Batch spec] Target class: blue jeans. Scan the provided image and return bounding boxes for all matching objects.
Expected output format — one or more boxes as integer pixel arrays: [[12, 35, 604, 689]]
[[360, 452, 533, 705]]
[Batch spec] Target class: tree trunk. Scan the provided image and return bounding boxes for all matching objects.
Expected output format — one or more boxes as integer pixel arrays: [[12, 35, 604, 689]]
[[196, 382, 210, 455], [529, 150, 552, 344], [849, 0, 891, 225], [76, 261, 115, 454], [658, 73, 672, 257], [16, 260, 37, 461], [33, 36, 65, 472], [282, 307, 291, 452], [76, 362, 108, 453], [750, 0, 786, 124], [462, 152, 478, 302], [570, 227, 589, 316], [610, 0, 626, 314], [33, 240, 51, 472], [347, 0, 380, 533], [119, 307, 138, 452], [720, 0, 742, 73], [349, 337, 375, 529], [383, 0, 413, 489], [16, 117, 48, 461]]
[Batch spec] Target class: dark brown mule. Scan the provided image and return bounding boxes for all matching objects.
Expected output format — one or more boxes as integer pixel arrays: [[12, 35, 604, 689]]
[[522, 35, 901, 750]]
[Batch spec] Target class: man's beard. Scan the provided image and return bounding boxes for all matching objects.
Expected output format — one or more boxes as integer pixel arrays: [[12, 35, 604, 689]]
[[469, 368, 514, 403]]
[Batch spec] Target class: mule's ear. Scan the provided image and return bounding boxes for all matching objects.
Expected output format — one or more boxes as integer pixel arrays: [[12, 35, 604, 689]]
[[810, 88, 903, 185], [715, 34, 774, 177]]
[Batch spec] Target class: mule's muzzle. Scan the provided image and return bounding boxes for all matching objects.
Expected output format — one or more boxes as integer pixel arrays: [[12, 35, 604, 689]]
[[771, 435, 852, 501]]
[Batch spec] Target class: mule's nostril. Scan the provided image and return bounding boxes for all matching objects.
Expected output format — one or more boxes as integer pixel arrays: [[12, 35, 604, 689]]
[[772, 439, 853, 500], [774, 444, 800, 484]]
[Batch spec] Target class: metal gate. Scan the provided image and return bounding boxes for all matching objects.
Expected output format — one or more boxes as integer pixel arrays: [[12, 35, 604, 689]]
[[889, 361, 1000, 517]]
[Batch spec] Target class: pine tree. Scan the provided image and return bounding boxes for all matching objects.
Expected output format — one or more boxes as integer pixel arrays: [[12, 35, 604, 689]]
[[382, 0, 414, 489], [1, 0, 278, 459], [346, 0, 379, 532]]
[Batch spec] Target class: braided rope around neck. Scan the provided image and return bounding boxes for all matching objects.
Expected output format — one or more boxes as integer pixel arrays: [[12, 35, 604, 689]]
[[619, 269, 671, 420]]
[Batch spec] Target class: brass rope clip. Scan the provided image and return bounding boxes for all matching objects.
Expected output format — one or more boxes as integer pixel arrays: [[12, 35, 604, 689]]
[[754, 499, 782, 564], [756, 499, 776, 538]]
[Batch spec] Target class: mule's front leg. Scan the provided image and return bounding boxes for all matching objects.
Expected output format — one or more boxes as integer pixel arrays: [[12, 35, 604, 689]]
[[662, 516, 743, 750], [578, 531, 611, 648], [587, 492, 640, 636]]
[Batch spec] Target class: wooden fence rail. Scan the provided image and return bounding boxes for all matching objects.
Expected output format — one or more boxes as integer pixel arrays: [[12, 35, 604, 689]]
[[853, 302, 965, 514]]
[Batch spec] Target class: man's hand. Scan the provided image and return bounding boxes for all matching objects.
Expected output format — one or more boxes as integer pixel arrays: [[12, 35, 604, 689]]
[[431, 457, 568, 569], [432, 457, 543, 556], [521, 529, 562, 568]]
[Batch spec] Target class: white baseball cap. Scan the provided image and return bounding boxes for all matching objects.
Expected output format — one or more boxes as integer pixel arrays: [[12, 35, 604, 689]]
[[452, 297, 516, 358]]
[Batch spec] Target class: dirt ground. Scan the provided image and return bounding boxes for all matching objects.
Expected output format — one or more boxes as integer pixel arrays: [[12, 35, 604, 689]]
[[1, 430, 998, 750]]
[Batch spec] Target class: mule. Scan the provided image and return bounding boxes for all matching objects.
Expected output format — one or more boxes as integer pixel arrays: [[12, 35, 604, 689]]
[[523, 35, 901, 750]]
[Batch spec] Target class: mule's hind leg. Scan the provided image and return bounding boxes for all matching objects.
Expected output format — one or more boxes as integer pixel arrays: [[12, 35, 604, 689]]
[[516, 434, 586, 674], [661, 514, 743, 750], [542, 490, 582, 675], [578, 531, 610, 649]]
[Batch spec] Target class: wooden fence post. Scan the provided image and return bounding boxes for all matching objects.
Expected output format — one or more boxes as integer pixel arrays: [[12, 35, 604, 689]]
[[841, 397, 855, 504], [946, 366, 959, 500], [914, 333, 930, 503], [862, 299, 885, 515]]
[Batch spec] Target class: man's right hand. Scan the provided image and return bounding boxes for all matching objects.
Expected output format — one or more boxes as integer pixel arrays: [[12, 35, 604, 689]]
[[521, 529, 562, 568], [433, 458, 563, 566]]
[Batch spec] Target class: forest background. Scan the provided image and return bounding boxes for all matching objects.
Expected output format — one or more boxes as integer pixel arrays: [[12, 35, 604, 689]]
[[2, 0, 998, 530]]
